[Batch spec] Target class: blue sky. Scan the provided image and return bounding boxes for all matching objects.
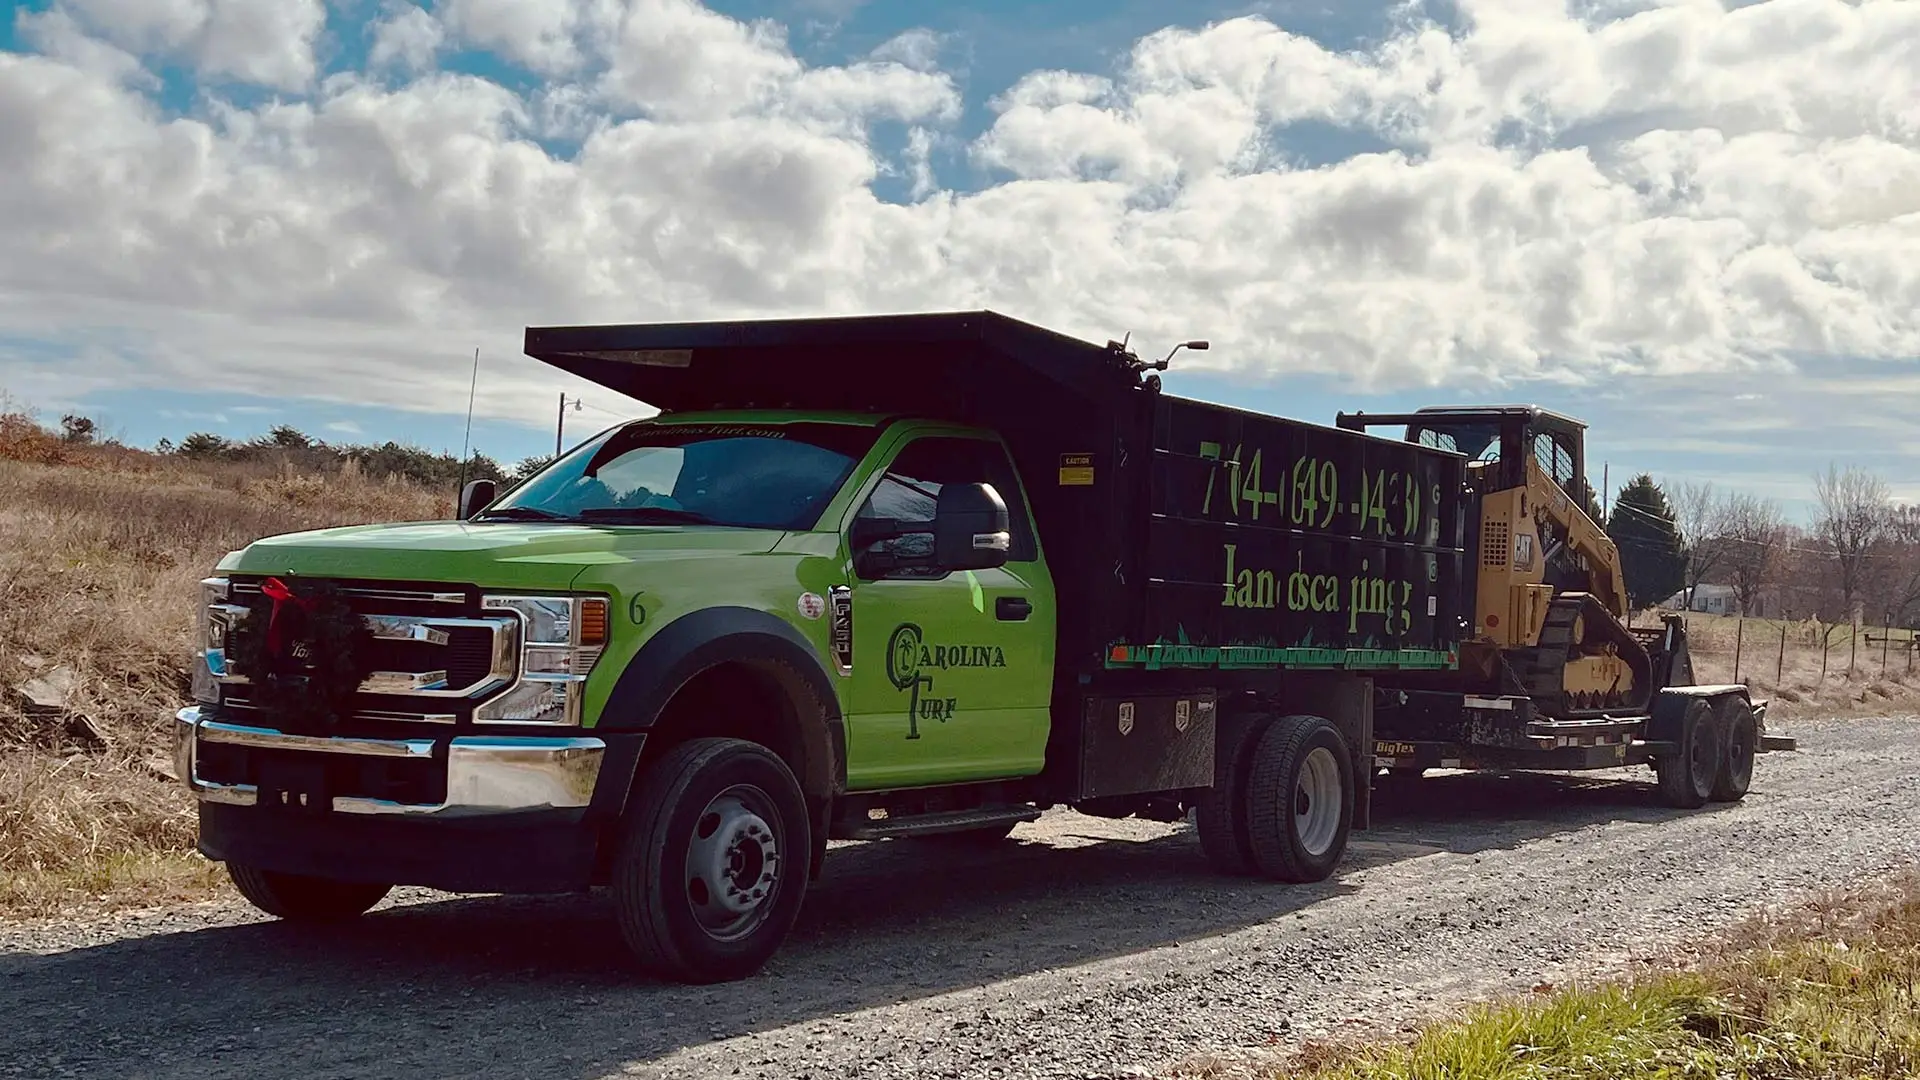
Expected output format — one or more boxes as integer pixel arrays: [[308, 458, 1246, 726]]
[[2, 0, 1915, 518]]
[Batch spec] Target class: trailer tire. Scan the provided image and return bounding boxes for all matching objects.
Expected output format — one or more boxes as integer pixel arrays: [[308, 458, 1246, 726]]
[[611, 737, 811, 984], [1655, 698, 1720, 810], [227, 863, 390, 922], [1194, 711, 1270, 876], [1710, 697, 1757, 803], [1243, 715, 1353, 883]]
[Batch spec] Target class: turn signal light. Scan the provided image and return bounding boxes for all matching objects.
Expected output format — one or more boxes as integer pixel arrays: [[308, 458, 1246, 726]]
[[579, 598, 609, 646]]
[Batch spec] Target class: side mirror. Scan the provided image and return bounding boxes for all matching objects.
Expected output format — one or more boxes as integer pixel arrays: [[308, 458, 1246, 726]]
[[458, 478, 497, 521], [934, 482, 1011, 571]]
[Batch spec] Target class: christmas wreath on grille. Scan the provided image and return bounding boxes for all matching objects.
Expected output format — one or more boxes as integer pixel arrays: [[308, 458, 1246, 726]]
[[225, 577, 371, 731]]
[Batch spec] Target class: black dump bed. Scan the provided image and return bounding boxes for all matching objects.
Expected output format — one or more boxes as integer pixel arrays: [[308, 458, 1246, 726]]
[[526, 311, 1470, 678]]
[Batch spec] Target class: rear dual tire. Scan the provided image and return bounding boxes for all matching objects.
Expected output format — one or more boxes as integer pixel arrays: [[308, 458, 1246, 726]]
[[1196, 713, 1353, 883]]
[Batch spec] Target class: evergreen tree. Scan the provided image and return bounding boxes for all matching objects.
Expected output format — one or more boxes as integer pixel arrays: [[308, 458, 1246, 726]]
[[59, 414, 97, 443], [1580, 478, 1605, 524], [264, 425, 314, 450], [509, 456, 554, 486], [177, 432, 234, 460], [1607, 474, 1685, 608]]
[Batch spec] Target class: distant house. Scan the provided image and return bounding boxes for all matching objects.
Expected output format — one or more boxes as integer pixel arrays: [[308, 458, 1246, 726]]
[[1662, 583, 1739, 615]]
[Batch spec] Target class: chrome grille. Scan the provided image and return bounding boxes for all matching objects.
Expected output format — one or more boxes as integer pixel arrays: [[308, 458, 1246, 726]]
[[228, 580, 468, 609], [222, 696, 458, 725], [213, 577, 520, 725]]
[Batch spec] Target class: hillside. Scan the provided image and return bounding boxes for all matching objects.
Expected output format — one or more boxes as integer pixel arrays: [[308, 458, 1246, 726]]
[[0, 413, 455, 915]]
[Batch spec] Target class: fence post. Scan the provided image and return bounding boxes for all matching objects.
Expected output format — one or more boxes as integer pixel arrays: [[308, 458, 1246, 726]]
[[1883, 610, 1892, 676], [1733, 617, 1744, 685], [1821, 627, 1830, 682], [1777, 623, 1787, 685]]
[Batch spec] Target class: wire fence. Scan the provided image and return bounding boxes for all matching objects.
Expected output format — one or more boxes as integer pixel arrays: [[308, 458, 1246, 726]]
[[1652, 609, 1918, 685]]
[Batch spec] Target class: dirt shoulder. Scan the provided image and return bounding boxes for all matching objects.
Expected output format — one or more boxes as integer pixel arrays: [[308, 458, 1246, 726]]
[[2, 713, 1915, 1080]]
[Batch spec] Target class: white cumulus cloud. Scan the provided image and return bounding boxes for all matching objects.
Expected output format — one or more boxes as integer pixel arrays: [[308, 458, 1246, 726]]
[[49, 0, 327, 90], [0, 0, 1913, 463], [369, 2, 446, 74]]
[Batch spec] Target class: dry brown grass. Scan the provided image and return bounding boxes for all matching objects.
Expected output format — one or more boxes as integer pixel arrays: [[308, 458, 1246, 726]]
[[1678, 611, 1920, 721], [0, 443, 447, 919]]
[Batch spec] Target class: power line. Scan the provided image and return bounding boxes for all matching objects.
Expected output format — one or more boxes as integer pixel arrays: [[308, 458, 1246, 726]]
[[1605, 495, 1912, 562], [574, 400, 632, 421]]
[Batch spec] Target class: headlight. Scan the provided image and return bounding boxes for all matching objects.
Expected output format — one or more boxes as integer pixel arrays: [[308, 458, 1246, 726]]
[[193, 577, 233, 703], [477, 594, 609, 725]]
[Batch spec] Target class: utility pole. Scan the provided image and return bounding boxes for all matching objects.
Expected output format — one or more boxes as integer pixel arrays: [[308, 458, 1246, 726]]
[[457, 347, 480, 500], [555, 392, 581, 457]]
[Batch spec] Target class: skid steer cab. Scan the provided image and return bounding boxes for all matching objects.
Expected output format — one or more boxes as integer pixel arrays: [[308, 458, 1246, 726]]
[[175, 313, 1789, 983]]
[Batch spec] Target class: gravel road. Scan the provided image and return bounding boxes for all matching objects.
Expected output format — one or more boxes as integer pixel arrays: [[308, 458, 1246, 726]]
[[4, 713, 1917, 1080]]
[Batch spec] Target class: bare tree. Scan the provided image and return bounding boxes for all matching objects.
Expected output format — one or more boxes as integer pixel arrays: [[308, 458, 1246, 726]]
[[1670, 480, 1733, 608], [1877, 504, 1920, 626], [1720, 493, 1787, 615], [1812, 464, 1890, 625]]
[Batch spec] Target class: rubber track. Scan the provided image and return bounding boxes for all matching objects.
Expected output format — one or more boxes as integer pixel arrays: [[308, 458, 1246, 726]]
[[1505, 592, 1654, 719]]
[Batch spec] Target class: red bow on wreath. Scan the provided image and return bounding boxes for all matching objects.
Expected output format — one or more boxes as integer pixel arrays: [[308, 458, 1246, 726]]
[[260, 577, 316, 655]]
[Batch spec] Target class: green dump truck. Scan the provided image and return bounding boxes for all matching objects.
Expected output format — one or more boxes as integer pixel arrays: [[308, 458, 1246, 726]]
[[176, 311, 1764, 983]]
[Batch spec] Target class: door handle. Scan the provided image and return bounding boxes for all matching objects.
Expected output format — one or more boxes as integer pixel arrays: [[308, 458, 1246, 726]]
[[996, 596, 1032, 622]]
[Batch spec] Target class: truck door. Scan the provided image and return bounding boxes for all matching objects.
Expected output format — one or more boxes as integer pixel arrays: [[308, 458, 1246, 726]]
[[842, 434, 1056, 791]]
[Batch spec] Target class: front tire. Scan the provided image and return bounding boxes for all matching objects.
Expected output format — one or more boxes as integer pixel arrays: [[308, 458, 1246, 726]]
[[612, 738, 811, 984], [1243, 715, 1354, 883], [227, 863, 391, 921]]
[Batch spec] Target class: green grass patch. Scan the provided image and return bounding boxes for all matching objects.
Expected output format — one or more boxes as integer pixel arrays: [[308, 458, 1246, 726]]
[[1284, 879, 1920, 1080]]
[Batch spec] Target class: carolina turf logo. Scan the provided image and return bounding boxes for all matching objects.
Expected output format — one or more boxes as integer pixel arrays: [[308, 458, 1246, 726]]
[[886, 623, 1006, 739]]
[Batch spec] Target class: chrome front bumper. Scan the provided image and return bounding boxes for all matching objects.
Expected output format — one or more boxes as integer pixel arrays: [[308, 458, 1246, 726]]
[[174, 706, 606, 818]]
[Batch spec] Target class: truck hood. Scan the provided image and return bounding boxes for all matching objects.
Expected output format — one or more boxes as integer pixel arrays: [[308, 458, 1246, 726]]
[[224, 520, 784, 588]]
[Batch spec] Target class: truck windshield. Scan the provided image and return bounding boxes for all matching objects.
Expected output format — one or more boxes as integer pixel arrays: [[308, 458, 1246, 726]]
[[478, 420, 881, 530]]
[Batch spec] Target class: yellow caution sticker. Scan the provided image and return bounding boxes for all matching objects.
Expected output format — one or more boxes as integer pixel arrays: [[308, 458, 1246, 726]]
[[1059, 452, 1095, 486]]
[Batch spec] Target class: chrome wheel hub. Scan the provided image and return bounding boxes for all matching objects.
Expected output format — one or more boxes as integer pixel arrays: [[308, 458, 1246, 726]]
[[1294, 746, 1342, 857], [685, 785, 781, 941]]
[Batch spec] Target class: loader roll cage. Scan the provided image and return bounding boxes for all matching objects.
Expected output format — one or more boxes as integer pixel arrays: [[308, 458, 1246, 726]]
[[1335, 405, 1591, 506]]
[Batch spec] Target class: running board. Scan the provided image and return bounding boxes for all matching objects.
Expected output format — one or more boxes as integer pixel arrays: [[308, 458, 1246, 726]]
[[838, 805, 1042, 841]]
